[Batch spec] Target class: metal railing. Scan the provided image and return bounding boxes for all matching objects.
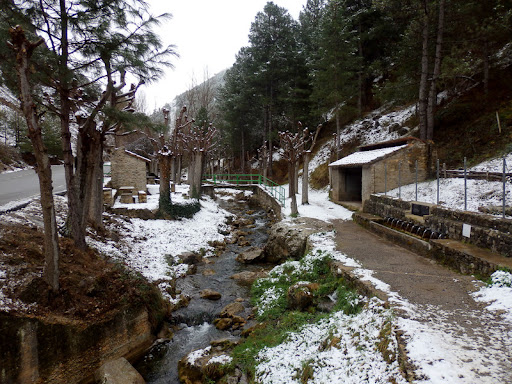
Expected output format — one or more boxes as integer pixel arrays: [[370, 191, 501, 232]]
[[202, 173, 286, 207]]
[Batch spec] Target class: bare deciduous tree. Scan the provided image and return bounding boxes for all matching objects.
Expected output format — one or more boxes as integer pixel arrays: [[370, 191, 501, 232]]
[[180, 121, 217, 199], [279, 124, 309, 216]]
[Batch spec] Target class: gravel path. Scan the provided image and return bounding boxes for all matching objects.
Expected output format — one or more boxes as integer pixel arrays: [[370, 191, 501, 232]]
[[332, 219, 512, 383]]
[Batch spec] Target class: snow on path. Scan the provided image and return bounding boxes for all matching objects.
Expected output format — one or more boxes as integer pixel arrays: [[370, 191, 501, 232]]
[[307, 230, 512, 384]]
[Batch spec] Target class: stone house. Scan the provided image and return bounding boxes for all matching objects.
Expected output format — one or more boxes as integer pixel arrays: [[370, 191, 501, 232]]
[[329, 137, 435, 203], [111, 147, 151, 193]]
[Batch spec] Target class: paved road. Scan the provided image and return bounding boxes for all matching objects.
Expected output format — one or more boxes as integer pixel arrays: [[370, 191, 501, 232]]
[[0, 165, 66, 207]]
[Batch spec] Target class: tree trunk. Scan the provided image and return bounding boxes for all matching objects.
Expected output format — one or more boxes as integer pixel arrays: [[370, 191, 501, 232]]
[[158, 155, 172, 212], [86, 129, 104, 229], [190, 151, 204, 199], [418, 2, 430, 141], [426, 0, 445, 141], [302, 151, 310, 205], [268, 105, 273, 177], [57, 0, 86, 248], [335, 110, 341, 159], [289, 161, 298, 216], [241, 128, 245, 173], [10, 26, 60, 292], [483, 39, 489, 99], [177, 155, 182, 184], [188, 154, 195, 187]]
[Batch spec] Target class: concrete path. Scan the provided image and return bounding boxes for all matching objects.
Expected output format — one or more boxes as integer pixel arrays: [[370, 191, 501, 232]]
[[332, 219, 512, 383]]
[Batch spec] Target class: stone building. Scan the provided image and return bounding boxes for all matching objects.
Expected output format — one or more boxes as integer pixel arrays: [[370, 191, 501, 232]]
[[329, 137, 435, 203], [111, 147, 151, 193]]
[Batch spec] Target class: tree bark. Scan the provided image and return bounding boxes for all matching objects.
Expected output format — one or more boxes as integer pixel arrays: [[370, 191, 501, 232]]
[[426, 0, 445, 141], [10, 26, 60, 292], [302, 151, 310, 205], [190, 151, 204, 199], [158, 154, 172, 212], [289, 161, 298, 216], [418, 1, 430, 141]]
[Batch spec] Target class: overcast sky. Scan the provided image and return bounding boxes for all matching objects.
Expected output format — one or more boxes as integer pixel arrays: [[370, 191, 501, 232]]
[[142, 0, 308, 112]]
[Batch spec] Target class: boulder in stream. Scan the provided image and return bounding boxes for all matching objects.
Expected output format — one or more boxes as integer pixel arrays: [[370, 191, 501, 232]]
[[235, 247, 264, 264], [95, 357, 145, 384], [178, 346, 232, 384], [263, 218, 333, 264]]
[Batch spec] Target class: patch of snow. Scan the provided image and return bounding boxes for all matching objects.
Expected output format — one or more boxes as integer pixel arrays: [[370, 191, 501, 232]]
[[90, 193, 230, 283], [383, 177, 511, 216], [207, 354, 232, 365], [255, 299, 406, 384], [187, 346, 211, 365], [282, 178, 353, 222], [472, 271, 512, 324]]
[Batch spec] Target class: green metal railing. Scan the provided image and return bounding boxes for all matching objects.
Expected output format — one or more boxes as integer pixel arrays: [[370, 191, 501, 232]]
[[203, 173, 286, 207]]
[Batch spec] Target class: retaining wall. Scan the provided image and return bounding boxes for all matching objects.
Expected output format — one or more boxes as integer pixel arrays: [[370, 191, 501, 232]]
[[364, 194, 512, 257], [0, 306, 153, 384]]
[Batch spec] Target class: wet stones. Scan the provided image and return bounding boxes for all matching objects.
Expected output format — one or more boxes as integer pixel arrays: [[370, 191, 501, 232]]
[[213, 302, 247, 331], [230, 270, 268, 286], [200, 289, 222, 301], [235, 247, 264, 264], [178, 345, 233, 384], [178, 251, 201, 265]]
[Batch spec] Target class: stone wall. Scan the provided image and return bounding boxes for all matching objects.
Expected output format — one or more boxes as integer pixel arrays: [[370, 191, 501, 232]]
[[111, 148, 148, 193], [330, 141, 435, 203], [426, 206, 512, 256], [364, 194, 512, 257], [362, 142, 433, 202], [0, 306, 153, 384]]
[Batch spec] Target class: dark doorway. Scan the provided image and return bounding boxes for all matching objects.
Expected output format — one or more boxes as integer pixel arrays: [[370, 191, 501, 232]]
[[344, 167, 362, 201]]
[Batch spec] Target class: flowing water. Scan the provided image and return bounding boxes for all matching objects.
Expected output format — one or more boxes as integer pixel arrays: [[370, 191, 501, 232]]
[[135, 196, 270, 383]]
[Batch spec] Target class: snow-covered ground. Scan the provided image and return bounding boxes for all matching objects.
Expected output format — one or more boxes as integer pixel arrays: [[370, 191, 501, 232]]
[[2, 99, 512, 382]]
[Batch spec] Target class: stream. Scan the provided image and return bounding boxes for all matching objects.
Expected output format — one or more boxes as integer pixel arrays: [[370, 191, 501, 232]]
[[134, 194, 271, 383]]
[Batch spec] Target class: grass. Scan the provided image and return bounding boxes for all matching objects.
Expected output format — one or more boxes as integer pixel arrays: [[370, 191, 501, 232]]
[[232, 249, 365, 379]]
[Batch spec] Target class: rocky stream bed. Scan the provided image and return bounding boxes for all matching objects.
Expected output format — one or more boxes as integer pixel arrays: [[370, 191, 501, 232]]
[[134, 193, 290, 383]]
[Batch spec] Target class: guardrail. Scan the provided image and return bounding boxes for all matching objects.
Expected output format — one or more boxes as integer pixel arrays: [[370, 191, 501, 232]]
[[202, 174, 286, 207]]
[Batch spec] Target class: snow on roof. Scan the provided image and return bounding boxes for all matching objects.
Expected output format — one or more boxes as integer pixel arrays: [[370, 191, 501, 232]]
[[329, 144, 408, 167], [124, 149, 151, 162]]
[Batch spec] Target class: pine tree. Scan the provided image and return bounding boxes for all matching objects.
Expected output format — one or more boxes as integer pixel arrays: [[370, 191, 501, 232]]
[[2, 0, 176, 249]]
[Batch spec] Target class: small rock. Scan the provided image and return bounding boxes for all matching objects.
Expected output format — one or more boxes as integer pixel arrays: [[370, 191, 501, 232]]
[[220, 302, 245, 317], [211, 338, 240, 349], [178, 251, 201, 265], [200, 289, 222, 301], [231, 271, 268, 286], [287, 282, 319, 311], [202, 269, 216, 276], [214, 317, 233, 330]]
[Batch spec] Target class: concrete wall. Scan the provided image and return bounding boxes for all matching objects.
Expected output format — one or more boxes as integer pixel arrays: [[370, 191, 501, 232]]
[[111, 148, 148, 192]]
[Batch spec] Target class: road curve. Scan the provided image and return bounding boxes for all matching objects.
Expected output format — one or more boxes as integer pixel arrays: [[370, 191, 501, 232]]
[[0, 165, 66, 207]]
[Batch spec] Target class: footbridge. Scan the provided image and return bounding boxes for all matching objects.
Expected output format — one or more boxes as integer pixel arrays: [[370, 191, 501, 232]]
[[202, 174, 286, 207]]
